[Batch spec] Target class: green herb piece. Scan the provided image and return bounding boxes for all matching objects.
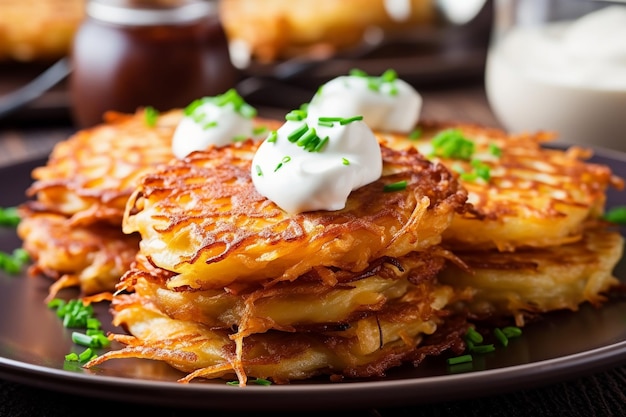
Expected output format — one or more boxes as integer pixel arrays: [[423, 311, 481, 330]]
[[461, 159, 491, 182], [502, 326, 523, 339], [0, 207, 20, 226], [255, 165, 263, 177], [266, 130, 278, 143], [342, 158, 350, 166], [274, 156, 291, 172], [349, 68, 399, 95], [408, 129, 422, 140], [465, 327, 484, 344], [469, 343, 495, 354], [317, 120, 335, 128], [349, 68, 368, 77], [0, 248, 30, 274], [431, 129, 475, 160], [184, 89, 257, 123], [72, 332, 94, 347], [447, 354, 473, 365], [202, 121, 218, 130], [65, 352, 79, 362], [313, 136, 329, 152], [494, 328, 509, 347], [287, 123, 309, 143], [226, 378, 272, 386], [339, 116, 364, 125], [317, 117, 344, 123], [285, 109, 307, 121], [603, 206, 626, 224], [231, 135, 247, 142], [383, 180, 408, 192], [78, 348, 97, 363], [489, 143, 502, 157], [296, 127, 318, 147], [253, 125, 268, 135], [144, 106, 159, 127]]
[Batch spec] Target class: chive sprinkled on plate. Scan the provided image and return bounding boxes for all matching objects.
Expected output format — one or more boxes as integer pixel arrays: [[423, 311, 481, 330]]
[[0, 206, 20, 227], [144, 106, 159, 127], [603, 206, 626, 224]]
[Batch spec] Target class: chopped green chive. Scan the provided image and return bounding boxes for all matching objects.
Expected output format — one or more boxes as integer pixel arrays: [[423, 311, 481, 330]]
[[255, 165, 263, 177], [469, 344, 495, 354], [408, 128, 422, 140], [489, 143, 502, 157], [383, 180, 408, 192], [267, 130, 278, 143], [287, 123, 309, 143], [202, 121, 218, 130], [431, 129, 475, 160], [226, 378, 272, 386], [349, 68, 399, 95], [0, 206, 20, 226], [447, 354, 473, 365], [339, 116, 363, 125], [231, 135, 247, 142], [274, 156, 291, 172], [494, 328, 509, 347], [184, 89, 257, 121], [317, 120, 335, 128], [285, 109, 307, 121], [144, 106, 159, 127], [465, 327, 484, 344], [78, 348, 97, 363], [342, 157, 350, 165], [0, 248, 30, 274], [253, 125, 268, 135], [502, 326, 523, 339], [313, 136, 329, 152], [65, 352, 79, 361], [603, 206, 626, 224]]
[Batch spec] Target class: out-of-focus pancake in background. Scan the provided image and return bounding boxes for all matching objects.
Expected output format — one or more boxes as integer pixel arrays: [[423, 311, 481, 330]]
[[0, 0, 84, 62], [219, 0, 437, 64]]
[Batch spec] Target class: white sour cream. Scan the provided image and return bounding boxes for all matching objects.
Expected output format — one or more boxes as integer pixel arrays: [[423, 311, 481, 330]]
[[251, 112, 382, 214], [485, 6, 626, 150], [172, 89, 260, 159], [306, 70, 422, 133]]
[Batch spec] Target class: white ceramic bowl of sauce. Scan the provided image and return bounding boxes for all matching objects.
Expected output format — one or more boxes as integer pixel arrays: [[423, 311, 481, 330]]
[[485, 0, 626, 151]]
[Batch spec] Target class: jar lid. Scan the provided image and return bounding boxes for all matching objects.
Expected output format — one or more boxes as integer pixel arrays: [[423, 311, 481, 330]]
[[86, 0, 216, 26]]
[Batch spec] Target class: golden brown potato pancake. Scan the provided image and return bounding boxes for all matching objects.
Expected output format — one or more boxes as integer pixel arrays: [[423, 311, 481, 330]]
[[123, 140, 469, 290], [377, 122, 623, 251], [439, 224, 623, 326]]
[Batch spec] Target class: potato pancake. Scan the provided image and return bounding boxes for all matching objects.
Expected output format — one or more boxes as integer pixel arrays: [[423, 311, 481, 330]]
[[17, 209, 140, 297], [19, 109, 279, 294], [439, 224, 623, 326], [26, 109, 181, 226], [86, 252, 469, 385], [377, 122, 623, 251], [123, 140, 468, 290]]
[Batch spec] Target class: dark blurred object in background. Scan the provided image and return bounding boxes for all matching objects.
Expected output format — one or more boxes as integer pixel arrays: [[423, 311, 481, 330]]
[[69, 0, 237, 128]]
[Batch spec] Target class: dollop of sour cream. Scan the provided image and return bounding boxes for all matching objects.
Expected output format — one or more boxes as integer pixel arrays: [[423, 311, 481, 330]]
[[251, 109, 383, 214], [306, 69, 422, 133], [172, 89, 260, 159]]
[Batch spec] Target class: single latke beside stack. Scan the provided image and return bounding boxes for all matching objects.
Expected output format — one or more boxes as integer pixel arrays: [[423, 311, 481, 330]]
[[378, 122, 624, 326]]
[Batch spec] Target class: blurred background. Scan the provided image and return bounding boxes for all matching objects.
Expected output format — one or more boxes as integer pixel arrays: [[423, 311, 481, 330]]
[[0, 0, 493, 126]]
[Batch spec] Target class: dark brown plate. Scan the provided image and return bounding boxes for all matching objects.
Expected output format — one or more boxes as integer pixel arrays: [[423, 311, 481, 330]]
[[1, 146, 626, 412]]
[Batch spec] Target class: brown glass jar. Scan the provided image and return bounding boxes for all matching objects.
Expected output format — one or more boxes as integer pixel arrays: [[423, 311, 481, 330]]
[[69, 0, 238, 128]]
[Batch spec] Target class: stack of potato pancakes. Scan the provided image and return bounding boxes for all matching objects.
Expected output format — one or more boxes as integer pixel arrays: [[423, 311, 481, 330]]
[[17, 111, 623, 386]]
